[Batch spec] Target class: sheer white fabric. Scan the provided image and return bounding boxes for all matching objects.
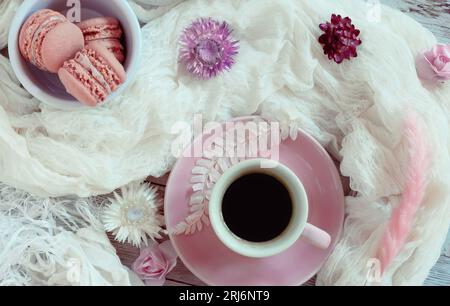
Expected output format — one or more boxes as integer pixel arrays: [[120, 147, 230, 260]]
[[0, 181, 139, 285]]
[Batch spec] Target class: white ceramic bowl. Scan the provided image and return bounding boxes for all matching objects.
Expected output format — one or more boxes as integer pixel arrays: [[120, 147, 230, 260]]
[[8, 0, 141, 110]]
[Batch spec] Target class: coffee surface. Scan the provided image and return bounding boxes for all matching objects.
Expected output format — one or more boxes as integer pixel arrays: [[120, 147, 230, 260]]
[[222, 173, 293, 243]]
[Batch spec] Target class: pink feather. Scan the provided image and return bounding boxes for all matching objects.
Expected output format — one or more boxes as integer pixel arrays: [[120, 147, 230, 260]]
[[376, 112, 431, 275]]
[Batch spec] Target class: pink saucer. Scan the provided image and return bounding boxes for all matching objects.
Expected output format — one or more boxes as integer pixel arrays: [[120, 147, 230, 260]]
[[165, 117, 345, 286]]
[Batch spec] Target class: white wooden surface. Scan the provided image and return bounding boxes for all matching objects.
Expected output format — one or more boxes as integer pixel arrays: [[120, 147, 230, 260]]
[[381, 0, 450, 44]]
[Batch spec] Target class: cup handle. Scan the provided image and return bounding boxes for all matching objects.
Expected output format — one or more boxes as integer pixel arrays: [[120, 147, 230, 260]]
[[302, 223, 331, 250]]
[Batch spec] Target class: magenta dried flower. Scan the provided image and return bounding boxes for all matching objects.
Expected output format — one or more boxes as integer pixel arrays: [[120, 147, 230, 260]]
[[319, 14, 362, 64], [179, 18, 239, 79]]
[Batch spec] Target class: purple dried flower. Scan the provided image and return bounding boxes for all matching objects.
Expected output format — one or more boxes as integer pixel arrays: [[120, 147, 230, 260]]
[[319, 14, 362, 64], [179, 18, 239, 79]]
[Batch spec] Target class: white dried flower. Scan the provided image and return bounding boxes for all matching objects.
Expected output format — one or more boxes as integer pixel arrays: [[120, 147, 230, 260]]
[[103, 182, 165, 247]]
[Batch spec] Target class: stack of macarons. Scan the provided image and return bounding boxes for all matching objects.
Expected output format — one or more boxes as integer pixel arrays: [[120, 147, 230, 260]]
[[19, 9, 127, 107]]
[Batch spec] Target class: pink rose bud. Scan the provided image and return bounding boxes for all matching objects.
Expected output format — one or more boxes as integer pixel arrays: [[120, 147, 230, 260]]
[[132, 240, 178, 286]]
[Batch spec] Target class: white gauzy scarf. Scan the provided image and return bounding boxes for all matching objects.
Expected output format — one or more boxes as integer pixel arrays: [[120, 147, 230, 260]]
[[0, 0, 448, 285], [0, 182, 141, 285]]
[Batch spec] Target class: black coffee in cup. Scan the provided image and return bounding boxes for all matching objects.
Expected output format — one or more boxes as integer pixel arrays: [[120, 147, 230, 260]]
[[222, 173, 293, 243]]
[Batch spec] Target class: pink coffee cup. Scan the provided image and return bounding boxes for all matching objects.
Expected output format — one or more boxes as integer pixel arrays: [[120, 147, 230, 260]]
[[209, 159, 331, 258]]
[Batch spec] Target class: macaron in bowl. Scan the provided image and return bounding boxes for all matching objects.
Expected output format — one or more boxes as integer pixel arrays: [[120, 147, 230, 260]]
[[8, 0, 141, 110], [58, 42, 126, 107], [88, 38, 125, 64], [79, 17, 126, 63], [18, 9, 84, 73]]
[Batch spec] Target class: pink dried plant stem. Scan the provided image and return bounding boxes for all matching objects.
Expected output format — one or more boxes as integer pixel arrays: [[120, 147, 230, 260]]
[[376, 112, 431, 275]]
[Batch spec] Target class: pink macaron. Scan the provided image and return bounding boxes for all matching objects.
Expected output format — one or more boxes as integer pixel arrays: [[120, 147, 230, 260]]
[[19, 9, 85, 73], [87, 39, 125, 64], [78, 17, 125, 63], [58, 41, 126, 107]]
